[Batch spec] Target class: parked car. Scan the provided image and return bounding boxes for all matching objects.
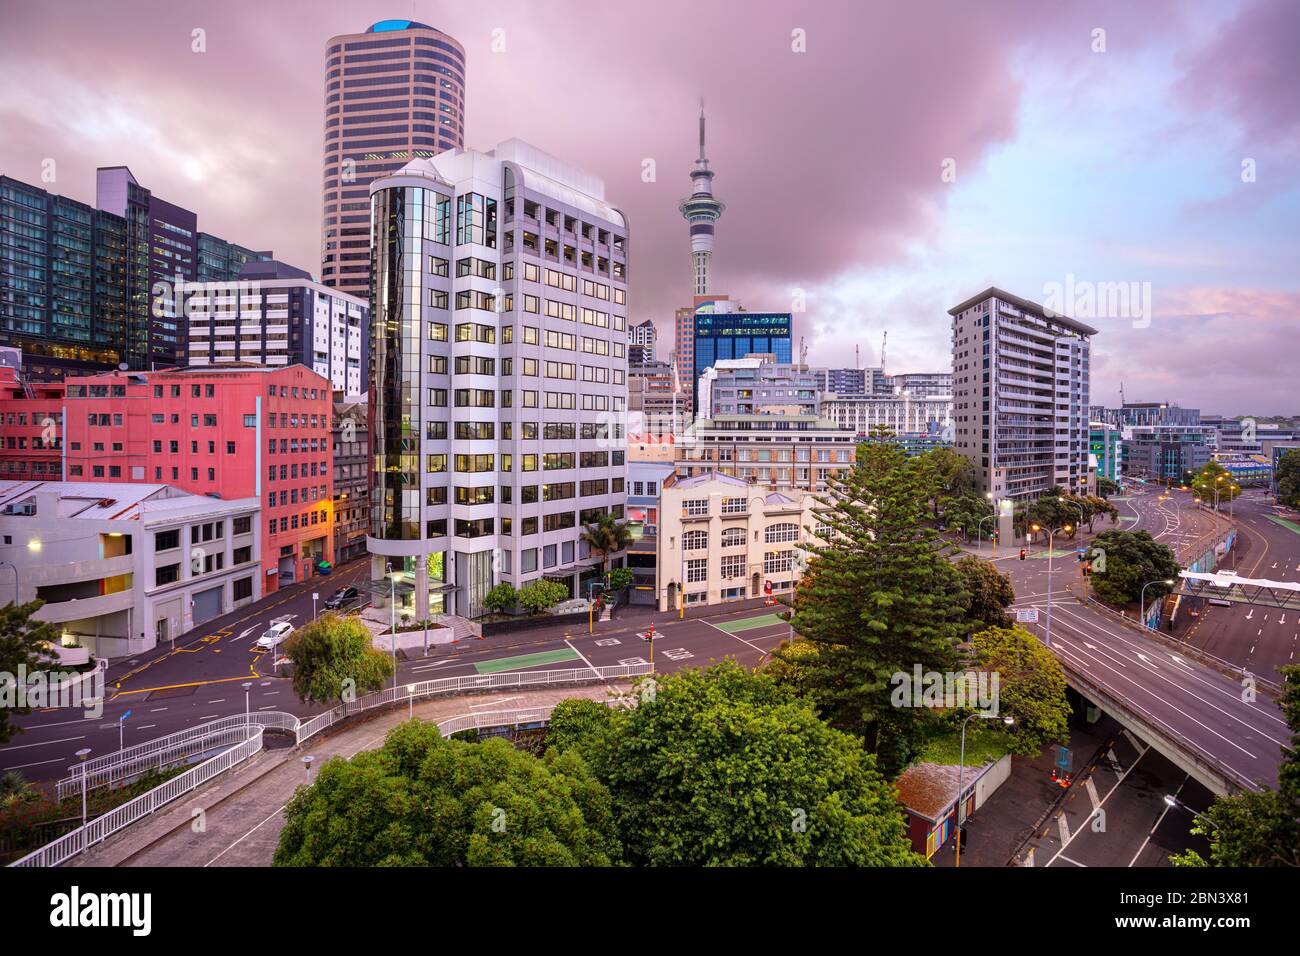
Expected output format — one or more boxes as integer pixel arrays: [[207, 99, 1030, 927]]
[[324, 586, 359, 610], [255, 621, 294, 651]]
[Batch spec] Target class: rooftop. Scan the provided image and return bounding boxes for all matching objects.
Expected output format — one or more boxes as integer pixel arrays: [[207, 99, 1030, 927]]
[[947, 286, 1099, 336]]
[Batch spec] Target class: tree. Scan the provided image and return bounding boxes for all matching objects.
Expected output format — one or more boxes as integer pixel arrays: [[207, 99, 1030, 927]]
[[1171, 665, 1300, 867], [1086, 529, 1181, 609], [1190, 460, 1242, 509], [920, 446, 979, 518], [274, 719, 621, 866], [1078, 494, 1119, 533], [1027, 491, 1080, 539], [1277, 449, 1300, 510], [1097, 476, 1120, 498], [954, 556, 1015, 634], [282, 613, 394, 704], [547, 663, 925, 866], [517, 579, 570, 614], [939, 494, 994, 539], [605, 567, 633, 591], [481, 582, 517, 615], [970, 626, 1070, 755], [782, 442, 966, 775], [580, 513, 633, 574], [0, 600, 60, 744]]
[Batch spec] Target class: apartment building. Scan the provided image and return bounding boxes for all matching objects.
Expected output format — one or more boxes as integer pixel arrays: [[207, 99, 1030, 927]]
[[183, 259, 369, 394], [60, 365, 333, 593], [822, 393, 952, 437], [368, 138, 629, 619], [890, 371, 954, 398], [950, 287, 1095, 500], [699, 357, 821, 418], [675, 414, 856, 492], [1089, 421, 1123, 483], [628, 319, 657, 362], [656, 471, 821, 611], [0, 481, 261, 659]]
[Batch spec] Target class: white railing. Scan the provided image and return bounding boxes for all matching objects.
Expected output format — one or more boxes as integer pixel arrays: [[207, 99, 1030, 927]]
[[19, 663, 653, 868]]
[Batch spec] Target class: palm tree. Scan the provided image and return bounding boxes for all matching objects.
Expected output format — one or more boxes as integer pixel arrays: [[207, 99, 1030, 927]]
[[580, 513, 633, 575]]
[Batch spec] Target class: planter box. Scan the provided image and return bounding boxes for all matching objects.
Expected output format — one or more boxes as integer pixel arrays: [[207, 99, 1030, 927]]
[[480, 609, 589, 637]]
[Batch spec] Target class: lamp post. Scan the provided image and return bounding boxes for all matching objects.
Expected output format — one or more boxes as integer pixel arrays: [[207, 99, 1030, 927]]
[[302, 755, 315, 783], [1030, 523, 1072, 648], [1163, 793, 1218, 828], [977, 514, 995, 555], [1140, 578, 1175, 631], [75, 747, 92, 828], [407, 683, 415, 720], [386, 562, 398, 689], [242, 681, 252, 736], [956, 713, 1014, 868]]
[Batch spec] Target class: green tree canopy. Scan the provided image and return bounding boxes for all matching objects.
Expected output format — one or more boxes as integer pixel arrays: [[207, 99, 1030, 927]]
[[783, 442, 967, 774], [1276, 449, 1300, 510], [517, 579, 570, 614], [940, 494, 995, 539], [0, 600, 60, 744], [1190, 460, 1242, 508], [954, 556, 1015, 635], [580, 513, 633, 573], [1086, 529, 1181, 609], [283, 613, 394, 704], [481, 582, 518, 615], [1096, 476, 1120, 498], [274, 719, 621, 866], [970, 626, 1071, 756], [547, 663, 925, 867], [1172, 665, 1300, 867], [919, 446, 979, 517]]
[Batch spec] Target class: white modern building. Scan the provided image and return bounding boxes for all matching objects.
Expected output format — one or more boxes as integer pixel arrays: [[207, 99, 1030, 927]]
[[0, 481, 261, 660], [675, 414, 856, 493], [184, 259, 368, 395], [656, 471, 822, 611], [950, 287, 1095, 500], [628, 319, 657, 362], [368, 139, 630, 619], [822, 393, 952, 437]]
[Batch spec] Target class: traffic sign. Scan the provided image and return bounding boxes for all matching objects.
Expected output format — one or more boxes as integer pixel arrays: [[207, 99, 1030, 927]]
[[1015, 608, 1040, 624]]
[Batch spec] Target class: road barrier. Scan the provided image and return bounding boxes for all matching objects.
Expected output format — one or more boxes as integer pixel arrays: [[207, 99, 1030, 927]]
[[16, 663, 653, 868]]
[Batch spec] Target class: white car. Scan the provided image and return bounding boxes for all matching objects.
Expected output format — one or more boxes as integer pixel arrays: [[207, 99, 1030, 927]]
[[255, 621, 294, 652]]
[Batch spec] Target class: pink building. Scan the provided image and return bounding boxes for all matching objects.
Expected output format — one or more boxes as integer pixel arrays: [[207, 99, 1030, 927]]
[[0, 366, 65, 481], [62, 365, 334, 593]]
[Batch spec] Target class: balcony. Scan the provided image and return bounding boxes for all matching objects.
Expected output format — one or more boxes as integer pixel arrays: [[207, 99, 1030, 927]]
[[33, 588, 133, 625]]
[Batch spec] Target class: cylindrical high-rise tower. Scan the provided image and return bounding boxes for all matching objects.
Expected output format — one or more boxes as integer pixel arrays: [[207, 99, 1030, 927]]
[[678, 106, 725, 296]]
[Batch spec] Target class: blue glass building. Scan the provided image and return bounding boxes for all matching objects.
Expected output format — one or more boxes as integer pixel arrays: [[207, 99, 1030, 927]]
[[691, 311, 792, 410]]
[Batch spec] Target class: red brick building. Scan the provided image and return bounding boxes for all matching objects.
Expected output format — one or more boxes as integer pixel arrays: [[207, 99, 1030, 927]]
[[0, 366, 65, 481], [62, 365, 334, 593]]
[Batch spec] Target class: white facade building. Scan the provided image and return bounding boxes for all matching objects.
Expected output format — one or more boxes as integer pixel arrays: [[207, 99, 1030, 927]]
[[0, 481, 261, 660], [368, 139, 630, 619], [821, 394, 952, 436]]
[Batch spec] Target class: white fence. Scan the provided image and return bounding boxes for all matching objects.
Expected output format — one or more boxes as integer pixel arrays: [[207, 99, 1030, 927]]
[[16, 663, 653, 868]]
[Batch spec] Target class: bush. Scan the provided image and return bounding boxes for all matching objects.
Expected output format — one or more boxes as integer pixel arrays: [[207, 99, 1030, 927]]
[[482, 583, 518, 614], [518, 579, 570, 614], [606, 567, 633, 591]]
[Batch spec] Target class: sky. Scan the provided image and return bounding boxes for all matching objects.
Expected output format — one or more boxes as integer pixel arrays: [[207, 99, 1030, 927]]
[[2, 0, 1296, 414]]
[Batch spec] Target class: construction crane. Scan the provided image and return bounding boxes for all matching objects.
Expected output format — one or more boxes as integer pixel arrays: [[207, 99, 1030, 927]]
[[799, 336, 808, 366], [880, 330, 887, 373]]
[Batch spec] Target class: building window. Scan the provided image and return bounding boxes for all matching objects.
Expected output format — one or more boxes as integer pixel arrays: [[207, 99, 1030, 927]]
[[765, 523, 799, 544], [720, 554, 745, 580], [682, 530, 708, 551], [685, 559, 707, 583]]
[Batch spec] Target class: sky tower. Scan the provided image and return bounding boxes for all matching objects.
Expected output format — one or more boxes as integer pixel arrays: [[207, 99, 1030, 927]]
[[678, 103, 725, 296]]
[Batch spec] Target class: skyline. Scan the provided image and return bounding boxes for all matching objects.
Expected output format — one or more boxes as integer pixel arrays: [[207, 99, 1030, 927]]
[[1, 0, 1296, 413]]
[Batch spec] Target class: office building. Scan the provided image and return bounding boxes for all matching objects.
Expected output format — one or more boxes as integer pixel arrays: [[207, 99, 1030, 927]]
[[675, 414, 855, 492], [628, 319, 657, 362], [0, 363, 65, 480], [321, 19, 467, 301], [950, 287, 1095, 500], [368, 138, 629, 620], [1092, 402, 1200, 428], [656, 471, 821, 611], [813, 367, 869, 396], [822, 393, 952, 437], [61, 365, 334, 593], [1121, 426, 1212, 482], [0, 481, 261, 659], [0, 169, 266, 379], [890, 371, 954, 398], [196, 233, 271, 283], [691, 306, 792, 411], [332, 395, 369, 564], [1089, 421, 1123, 483], [678, 107, 725, 296], [183, 259, 369, 393]]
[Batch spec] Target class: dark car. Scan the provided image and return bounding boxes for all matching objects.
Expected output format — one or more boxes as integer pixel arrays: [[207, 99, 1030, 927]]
[[323, 586, 359, 610]]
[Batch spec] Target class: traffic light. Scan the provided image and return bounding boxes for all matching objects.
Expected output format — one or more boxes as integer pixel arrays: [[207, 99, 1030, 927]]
[[1083, 562, 1092, 576], [1019, 548, 1027, 561], [643, 623, 655, 643], [992, 529, 999, 541]]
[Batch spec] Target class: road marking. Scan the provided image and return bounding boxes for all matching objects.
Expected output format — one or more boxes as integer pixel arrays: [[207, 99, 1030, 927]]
[[564, 639, 603, 681], [0, 734, 86, 752], [1047, 745, 1150, 866], [1055, 855, 1087, 867], [1085, 777, 1101, 809], [150, 707, 168, 712], [618, 657, 647, 666], [199, 714, 219, 720], [138, 724, 156, 731], [1129, 774, 1189, 867], [5, 756, 66, 770], [209, 699, 226, 704], [1056, 815, 1071, 846]]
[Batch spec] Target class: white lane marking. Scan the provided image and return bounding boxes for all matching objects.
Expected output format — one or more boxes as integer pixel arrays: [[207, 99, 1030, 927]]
[[150, 707, 168, 713], [1046, 744, 1151, 867], [564, 639, 602, 681], [4, 756, 66, 770], [1085, 777, 1101, 809], [0, 734, 87, 752], [1056, 815, 1071, 846], [199, 714, 219, 720], [1129, 774, 1188, 867]]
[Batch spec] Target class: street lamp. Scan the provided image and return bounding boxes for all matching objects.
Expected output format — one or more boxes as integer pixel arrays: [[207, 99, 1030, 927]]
[[1030, 523, 1072, 648], [302, 755, 315, 782], [1140, 579, 1176, 630], [75, 747, 92, 828], [407, 683, 416, 720], [977, 513, 996, 555], [242, 681, 252, 736], [385, 562, 398, 689], [956, 712, 1014, 868]]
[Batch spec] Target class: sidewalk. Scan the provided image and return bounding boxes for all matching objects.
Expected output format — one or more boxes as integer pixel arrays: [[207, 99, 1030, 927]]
[[69, 682, 629, 868]]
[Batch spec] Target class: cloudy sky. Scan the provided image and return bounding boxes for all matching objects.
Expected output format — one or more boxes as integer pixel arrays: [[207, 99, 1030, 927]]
[[2, 0, 1296, 414]]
